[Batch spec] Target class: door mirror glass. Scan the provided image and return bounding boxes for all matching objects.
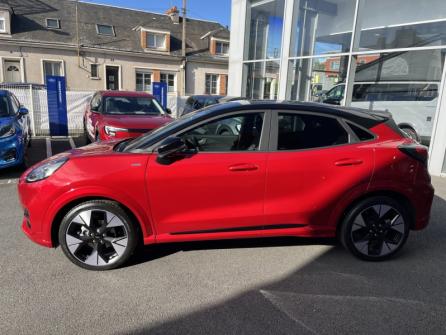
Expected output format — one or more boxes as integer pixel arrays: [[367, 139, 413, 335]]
[[157, 136, 188, 159], [165, 108, 172, 115]]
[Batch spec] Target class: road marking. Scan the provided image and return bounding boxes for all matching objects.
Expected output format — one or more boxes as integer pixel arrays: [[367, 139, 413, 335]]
[[46, 138, 52, 158], [68, 137, 76, 149], [0, 179, 18, 185]]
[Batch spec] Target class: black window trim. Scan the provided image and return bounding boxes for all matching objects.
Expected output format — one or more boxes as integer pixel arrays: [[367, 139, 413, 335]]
[[344, 120, 378, 143], [148, 110, 272, 154], [269, 110, 361, 152]]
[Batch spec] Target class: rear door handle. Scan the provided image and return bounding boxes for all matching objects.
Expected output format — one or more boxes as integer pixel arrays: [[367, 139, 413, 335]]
[[335, 159, 363, 167], [228, 164, 259, 172]]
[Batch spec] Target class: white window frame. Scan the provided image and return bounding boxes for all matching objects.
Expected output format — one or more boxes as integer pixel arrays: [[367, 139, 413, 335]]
[[46, 18, 60, 29], [1, 57, 25, 83], [41, 59, 65, 84], [141, 28, 170, 51], [205, 73, 220, 95], [90, 63, 99, 79], [0, 18, 5, 33], [160, 72, 177, 93], [213, 38, 230, 56], [96, 24, 115, 36], [135, 69, 153, 92]]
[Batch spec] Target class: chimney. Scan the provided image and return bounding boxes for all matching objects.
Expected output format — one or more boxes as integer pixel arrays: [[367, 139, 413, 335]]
[[166, 6, 180, 24]]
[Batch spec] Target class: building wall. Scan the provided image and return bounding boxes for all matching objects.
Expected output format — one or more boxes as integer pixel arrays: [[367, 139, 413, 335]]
[[186, 61, 228, 95], [0, 43, 183, 93]]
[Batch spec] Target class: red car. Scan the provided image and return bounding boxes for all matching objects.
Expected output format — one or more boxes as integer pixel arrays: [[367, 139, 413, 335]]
[[19, 101, 434, 270], [84, 91, 172, 142]]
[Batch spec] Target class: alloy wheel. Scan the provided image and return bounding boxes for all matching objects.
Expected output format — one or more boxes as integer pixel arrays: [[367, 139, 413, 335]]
[[65, 209, 129, 267], [350, 205, 406, 257]]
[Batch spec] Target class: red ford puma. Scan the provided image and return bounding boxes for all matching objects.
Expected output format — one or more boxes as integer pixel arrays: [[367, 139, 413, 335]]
[[19, 101, 434, 270], [84, 91, 172, 142]]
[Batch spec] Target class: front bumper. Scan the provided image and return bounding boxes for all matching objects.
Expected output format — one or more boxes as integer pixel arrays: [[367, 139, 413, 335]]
[[0, 134, 24, 168]]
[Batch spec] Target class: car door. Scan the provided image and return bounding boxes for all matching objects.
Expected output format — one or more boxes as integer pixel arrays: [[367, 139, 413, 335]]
[[264, 111, 374, 231], [86, 93, 102, 139], [146, 111, 270, 236]]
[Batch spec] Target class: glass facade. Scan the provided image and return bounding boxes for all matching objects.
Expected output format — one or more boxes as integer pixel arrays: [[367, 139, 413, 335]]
[[241, 0, 446, 145]]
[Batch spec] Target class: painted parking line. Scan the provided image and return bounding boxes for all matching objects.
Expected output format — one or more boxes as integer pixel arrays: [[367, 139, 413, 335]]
[[0, 179, 18, 185], [45, 138, 52, 158]]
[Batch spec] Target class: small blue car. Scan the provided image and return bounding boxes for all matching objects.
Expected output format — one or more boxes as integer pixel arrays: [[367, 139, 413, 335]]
[[0, 90, 31, 169]]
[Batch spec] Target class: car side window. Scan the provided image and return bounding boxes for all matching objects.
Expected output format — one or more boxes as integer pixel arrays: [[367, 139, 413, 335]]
[[347, 122, 375, 141], [9, 94, 20, 113], [180, 113, 264, 152], [90, 94, 101, 111], [277, 113, 349, 150]]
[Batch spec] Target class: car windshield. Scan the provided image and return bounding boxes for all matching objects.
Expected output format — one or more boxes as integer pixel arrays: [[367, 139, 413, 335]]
[[0, 97, 13, 117], [122, 108, 211, 152], [104, 96, 164, 115]]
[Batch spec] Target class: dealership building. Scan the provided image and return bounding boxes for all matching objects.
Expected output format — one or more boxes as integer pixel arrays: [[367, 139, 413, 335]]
[[228, 0, 446, 176]]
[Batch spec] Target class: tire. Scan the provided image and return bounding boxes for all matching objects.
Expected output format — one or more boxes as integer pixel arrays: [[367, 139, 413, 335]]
[[340, 196, 411, 261], [58, 200, 138, 271], [400, 127, 420, 142]]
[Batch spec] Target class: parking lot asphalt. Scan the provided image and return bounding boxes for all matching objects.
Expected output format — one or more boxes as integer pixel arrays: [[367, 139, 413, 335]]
[[1, 140, 446, 334]]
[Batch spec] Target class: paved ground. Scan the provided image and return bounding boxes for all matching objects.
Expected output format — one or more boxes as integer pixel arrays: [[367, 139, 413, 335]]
[[1, 141, 446, 334]]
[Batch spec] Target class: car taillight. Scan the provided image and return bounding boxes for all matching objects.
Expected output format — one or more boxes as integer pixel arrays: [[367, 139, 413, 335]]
[[398, 144, 428, 166]]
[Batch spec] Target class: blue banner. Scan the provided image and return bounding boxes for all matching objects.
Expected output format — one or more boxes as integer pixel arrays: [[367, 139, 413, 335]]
[[152, 82, 168, 109], [46, 76, 68, 136]]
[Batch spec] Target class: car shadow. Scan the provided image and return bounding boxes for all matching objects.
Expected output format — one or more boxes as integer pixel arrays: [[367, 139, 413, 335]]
[[120, 193, 446, 334]]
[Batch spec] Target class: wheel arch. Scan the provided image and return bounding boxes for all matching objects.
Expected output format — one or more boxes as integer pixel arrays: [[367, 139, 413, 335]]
[[335, 190, 416, 237], [51, 196, 146, 248]]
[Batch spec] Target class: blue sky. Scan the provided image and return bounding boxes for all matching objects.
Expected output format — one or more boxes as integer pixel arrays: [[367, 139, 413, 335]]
[[84, 0, 231, 26]]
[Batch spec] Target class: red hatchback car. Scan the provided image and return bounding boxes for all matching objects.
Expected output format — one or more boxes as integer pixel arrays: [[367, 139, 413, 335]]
[[84, 91, 172, 142], [19, 101, 434, 270]]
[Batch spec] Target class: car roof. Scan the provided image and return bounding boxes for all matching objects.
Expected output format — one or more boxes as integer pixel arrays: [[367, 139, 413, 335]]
[[196, 100, 389, 129], [189, 95, 223, 99], [98, 90, 154, 98]]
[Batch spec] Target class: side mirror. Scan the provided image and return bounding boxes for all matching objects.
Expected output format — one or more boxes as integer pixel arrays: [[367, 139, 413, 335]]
[[165, 108, 172, 115], [18, 107, 29, 115], [91, 105, 99, 112], [157, 136, 187, 159]]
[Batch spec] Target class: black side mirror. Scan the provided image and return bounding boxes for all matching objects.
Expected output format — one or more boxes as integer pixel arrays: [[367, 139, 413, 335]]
[[165, 108, 172, 115], [157, 136, 188, 159], [18, 107, 29, 115], [91, 106, 99, 112]]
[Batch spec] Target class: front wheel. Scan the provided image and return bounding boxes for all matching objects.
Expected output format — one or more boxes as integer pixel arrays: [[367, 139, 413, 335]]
[[58, 200, 138, 270], [340, 196, 410, 261]]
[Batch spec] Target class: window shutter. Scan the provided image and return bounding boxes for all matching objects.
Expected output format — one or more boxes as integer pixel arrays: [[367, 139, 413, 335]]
[[210, 39, 216, 55], [141, 31, 147, 49], [219, 74, 227, 95]]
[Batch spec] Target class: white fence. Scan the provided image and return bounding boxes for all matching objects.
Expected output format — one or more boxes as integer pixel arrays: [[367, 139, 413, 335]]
[[0, 84, 185, 136]]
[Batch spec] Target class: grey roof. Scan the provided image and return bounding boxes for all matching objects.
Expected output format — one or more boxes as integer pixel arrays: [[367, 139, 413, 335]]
[[0, 0, 230, 59]]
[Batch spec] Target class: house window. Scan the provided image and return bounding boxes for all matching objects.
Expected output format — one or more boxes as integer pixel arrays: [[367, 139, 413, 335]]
[[0, 18, 5, 33], [46, 18, 60, 29], [160, 73, 175, 92], [205, 74, 219, 95], [136, 71, 152, 92], [43, 60, 63, 80], [90, 64, 99, 78], [331, 61, 340, 71], [96, 24, 115, 36], [215, 41, 229, 55], [147, 32, 166, 49]]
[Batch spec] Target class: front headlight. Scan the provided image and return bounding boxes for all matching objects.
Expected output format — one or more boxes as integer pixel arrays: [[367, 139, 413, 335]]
[[26, 157, 69, 183], [0, 124, 15, 138], [104, 126, 128, 137]]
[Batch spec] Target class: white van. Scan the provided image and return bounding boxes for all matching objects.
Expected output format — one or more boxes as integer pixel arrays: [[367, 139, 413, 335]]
[[319, 82, 439, 144]]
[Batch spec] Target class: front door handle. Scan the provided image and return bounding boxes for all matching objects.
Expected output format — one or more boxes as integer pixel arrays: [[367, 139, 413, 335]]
[[335, 159, 363, 167], [228, 163, 259, 172]]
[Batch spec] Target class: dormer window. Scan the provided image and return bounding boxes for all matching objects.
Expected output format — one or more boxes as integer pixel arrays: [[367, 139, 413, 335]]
[[96, 24, 115, 36], [46, 18, 60, 29], [0, 18, 4, 33], [141, 29, 170, 52], [215, 41, 229, 56]]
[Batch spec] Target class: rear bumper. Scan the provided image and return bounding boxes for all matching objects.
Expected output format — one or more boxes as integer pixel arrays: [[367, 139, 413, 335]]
[[412, 182, 435, 230]]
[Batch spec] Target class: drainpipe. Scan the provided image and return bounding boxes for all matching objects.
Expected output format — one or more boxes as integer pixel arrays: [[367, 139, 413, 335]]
[[181, 0, 187, 96]]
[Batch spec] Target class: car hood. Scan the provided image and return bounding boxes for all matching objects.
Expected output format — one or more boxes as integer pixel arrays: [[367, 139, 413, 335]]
[[68, 139, 123, 158], [101, 114, 172, 130], [0, 116, 15, 127]]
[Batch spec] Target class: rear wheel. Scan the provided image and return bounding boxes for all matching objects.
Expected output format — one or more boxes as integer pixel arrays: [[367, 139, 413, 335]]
[[58, 200, 137, 270], [340, 196, 410, 261]]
